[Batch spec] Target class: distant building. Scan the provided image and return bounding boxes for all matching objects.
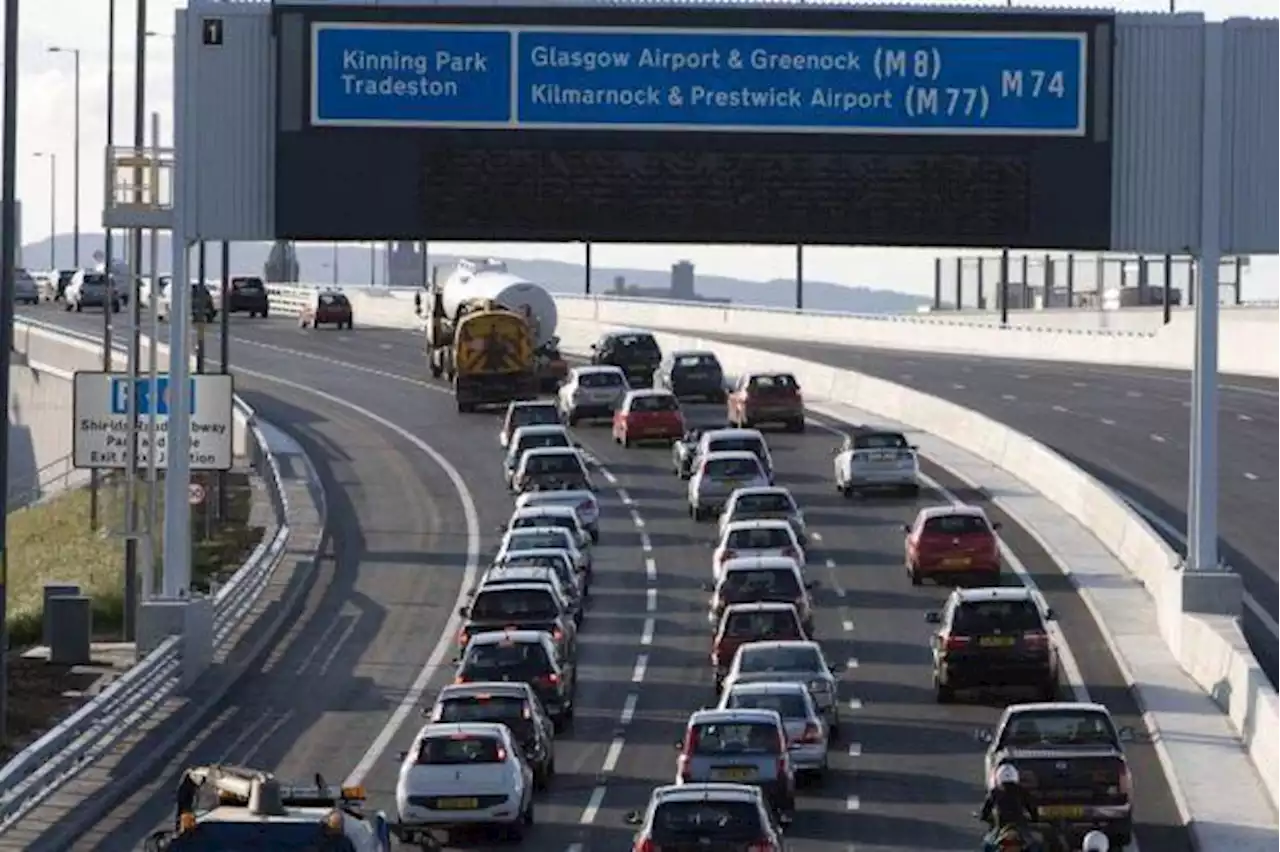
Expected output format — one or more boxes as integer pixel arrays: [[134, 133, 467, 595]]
[[388, 240, 425, 288], [670, 260, 695, 299]]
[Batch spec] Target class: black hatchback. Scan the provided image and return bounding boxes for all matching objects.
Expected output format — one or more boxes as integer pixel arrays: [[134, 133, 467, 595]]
[[589, 330, 663, 388], [427, 681, 556, 788], [226, 276, 270, 317], [659, 350, 726, 402]]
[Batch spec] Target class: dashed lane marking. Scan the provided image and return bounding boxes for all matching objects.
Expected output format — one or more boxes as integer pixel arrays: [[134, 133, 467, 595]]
[[645, 558, 657, 581], [620, 694, 638, 725], [580, 786, 606, 824], [646, 588, 657, 613], [847, 742, 863, 757], [602, 738, 624, 773], [631, 654, 649, 683], [640, 618, 655, 646]]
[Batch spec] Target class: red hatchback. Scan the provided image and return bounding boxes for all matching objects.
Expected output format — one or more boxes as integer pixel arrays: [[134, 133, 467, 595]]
[[727, 372, 805, 433], [904, 505, 1002, 586], [613, 389, 685, 447]]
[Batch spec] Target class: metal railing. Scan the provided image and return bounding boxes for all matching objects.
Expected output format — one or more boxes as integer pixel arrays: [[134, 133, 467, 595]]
[[0, 327, 293, 835], [6, 452, 83, 511]]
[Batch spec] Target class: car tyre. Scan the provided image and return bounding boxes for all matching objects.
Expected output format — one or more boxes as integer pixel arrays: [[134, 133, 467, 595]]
[[789, 418, 806, 433], [622, 433, 632, 448], [902, 483, 920, 498], [1039, 678, 1058, 702], [933, 672, 955, 703], [907, 561, 922, 586]]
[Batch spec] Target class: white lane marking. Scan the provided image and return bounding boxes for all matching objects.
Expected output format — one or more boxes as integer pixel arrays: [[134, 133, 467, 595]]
[[641, 618, 655, 646], [847, 742, 863, 757], [602, 469, 618, 485], [1244, 472, 1259, 481], [617, 488, 632, 505], [1072, 381, 1087, 388], [846, 795, 861, 811], [620, 693, 638, 725], [951, 383, 967, 390], [219, 375, 480, 791], [631, 654, 649, 683], [1150, 433, 1167, 443], [641, 533, 653, 553], [378, 343, 392, 350], [1015, 374, 1030, 380], [567, 844, 584, 852], [580, 786, 606, 824], [847, 698, 863, 711], [1238, 413, 1253, 421], [810, 531, 823, 543], [631, 512, 646, 528], [1001, 394, 1017, 401], [841, 619, 854, 633], [645, 558, 657, 581], [1126, 390, 1143, 398], [1051, 405, 1069, 413], [1123, 498, 1277, 639], [1181, 400, 1191, 408], [646, 588, 657, 612], [846, 657, 859, 670], [602, 738, 625, 773], [899, 373, 914, 381], [1100, 418, 1116, 426]]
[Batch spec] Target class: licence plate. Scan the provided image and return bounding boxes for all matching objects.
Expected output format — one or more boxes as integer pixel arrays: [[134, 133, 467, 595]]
[[1037, 805, 1085, 819], [979, 636, 1015, 648], [712, 766, 754, 781], [942, 557, 971, 568], [435, 797, 479, 810]]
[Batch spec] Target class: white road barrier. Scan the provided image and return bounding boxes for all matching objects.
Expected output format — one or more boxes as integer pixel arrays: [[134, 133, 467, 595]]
[[0, 320, 296, 834]]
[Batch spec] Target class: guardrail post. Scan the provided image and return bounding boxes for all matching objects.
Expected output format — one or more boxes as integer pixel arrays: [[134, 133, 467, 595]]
[[181, 596, 213, 690]]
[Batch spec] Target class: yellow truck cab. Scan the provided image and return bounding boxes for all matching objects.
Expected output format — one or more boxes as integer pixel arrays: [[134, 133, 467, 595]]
[[451, 303, 538, 412]]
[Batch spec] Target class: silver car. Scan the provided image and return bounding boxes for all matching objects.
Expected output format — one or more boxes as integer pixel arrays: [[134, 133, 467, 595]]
[[688, 451, 770, 521], [718, 681, 830, 781], [557, 365, 629, 424], [515, 489, 600, 544], [832, 427, 921, 497], [722, 640, 843, 737], [673, 708, 797, 820], [13, 268, 39, 305], [504, 425, 574, 486], [719, 486, 807, 545]]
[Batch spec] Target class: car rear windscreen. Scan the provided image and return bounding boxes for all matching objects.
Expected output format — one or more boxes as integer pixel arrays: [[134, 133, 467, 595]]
[[164, 824, 356, 851], [690, 722, 781, 755], [513, 406, 560, 428], [705, 457, 762, 480], [923, 515, 990, 535], [735, 493, 793, 514], [738, 646, 822, 674], [721, 569, 801, 601], [727, 690, 809, 719], [439, 695, 528, 724], [524, 453, 582, 475], [416, 735, 504, 764], [724, 609, 801, 639], [853, 432, 909, 450], [674, 354, 720, 370], [631, 395, 679, 412], [580, 372, 623, 388], [507, 530, 570, 551], [512, 514, 575, 534], [319, 293, 349, 306], [652, 800, 764, 843], [952, 600, 1043, 634], [612, 334, 660, 352], [464, 640, 551, 678], [726, 528, 791, 550], [748, 374, 797, 392], [708, 437, 764, 456], [471, 588, 559, 620]]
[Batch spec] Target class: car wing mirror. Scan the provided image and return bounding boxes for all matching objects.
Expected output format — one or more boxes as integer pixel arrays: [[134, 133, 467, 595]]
[[991, 521, 1003, 531], [623, 810, 643, 826], [673, 739, 684, 751], [901, 523, 912, 534], [804, 580, 817, 590], [974, 728, 994, 744], [1043, 607, 1056, 621], [456, 606, 469, 617], [1117, 725, 1136, 743], [701, 581, 713, 592], [924, 611, 941, 624], [910, 444, 920, 451], [397, 750, 409, 761]]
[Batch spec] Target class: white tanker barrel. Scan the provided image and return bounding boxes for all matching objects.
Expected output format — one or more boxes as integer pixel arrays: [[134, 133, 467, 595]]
[[440, 271, 560, 349]]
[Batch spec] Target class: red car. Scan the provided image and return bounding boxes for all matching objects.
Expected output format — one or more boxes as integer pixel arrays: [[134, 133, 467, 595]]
[[299, 290, 353, 330], [612, 389, 685, 447], [904, 505, 1002, 586], [727, 372, 805, 433]]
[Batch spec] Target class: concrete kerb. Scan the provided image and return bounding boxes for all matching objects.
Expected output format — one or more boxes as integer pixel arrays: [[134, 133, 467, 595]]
[[0, 413, 328, 851], [553, 318, 1278, 820]]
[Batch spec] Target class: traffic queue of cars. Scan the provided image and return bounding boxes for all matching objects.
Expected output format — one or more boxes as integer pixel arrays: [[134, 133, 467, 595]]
[[388, 331, 1136, 851]]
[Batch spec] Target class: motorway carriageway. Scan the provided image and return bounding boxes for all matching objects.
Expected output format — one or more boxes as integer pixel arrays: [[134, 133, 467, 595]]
[[661, 331, 1280, 683], [22, 308, 1190, 852]]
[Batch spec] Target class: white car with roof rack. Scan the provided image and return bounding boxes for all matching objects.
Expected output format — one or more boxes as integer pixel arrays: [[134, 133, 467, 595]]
[[143, 764, 391, 852], [394, 722, 535, 844], [514, 489, 600, 543]]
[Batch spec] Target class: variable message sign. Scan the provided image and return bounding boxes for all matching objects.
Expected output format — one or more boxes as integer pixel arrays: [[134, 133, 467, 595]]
[[311, 24, 1086, 136]]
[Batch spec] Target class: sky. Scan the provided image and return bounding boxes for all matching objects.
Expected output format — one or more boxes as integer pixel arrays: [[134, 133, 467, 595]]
[[6, 0, 1278, 299]]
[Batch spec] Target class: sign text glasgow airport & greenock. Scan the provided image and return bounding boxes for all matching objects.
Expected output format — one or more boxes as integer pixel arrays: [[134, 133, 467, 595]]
[[310, 24, 1088, 135]]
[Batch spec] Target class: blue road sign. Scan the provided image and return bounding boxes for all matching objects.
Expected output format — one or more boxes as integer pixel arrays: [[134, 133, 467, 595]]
[[515, 28, 1086, 135], [311, 24, 513, 126], [110, 377, 197, 416]]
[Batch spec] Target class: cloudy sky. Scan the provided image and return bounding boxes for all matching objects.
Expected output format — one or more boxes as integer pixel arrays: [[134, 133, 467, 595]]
[[7, 0, 1277, 298]]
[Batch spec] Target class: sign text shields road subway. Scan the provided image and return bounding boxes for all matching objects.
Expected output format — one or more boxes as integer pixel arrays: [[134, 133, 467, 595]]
[[309, 24, 1086, 135]]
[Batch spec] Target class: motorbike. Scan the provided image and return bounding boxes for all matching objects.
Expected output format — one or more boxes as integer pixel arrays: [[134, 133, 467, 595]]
[[974, 812, 1074, 852]]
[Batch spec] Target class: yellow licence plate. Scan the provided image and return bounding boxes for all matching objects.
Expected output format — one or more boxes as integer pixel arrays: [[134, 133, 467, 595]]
[[979, 637, 1015, 648], [942, 557, 971, 568], [436, 797, 479, 810], [713, 767, 754, 781], [1037, 805, 1085, 819]]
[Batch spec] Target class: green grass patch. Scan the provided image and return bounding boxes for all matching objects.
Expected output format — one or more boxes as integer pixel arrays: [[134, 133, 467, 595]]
[[5, 472, 267, 648]]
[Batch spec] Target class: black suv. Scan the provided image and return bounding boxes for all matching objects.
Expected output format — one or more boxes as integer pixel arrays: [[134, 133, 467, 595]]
[[225, 276, 270, 317], [453, 629, 577, 730], [589, 329, 663, 388], [458, 582, 578, 663], [926, 586, 1060, 702], [658, 350, 726, 402], [427, 681, 557, 787]]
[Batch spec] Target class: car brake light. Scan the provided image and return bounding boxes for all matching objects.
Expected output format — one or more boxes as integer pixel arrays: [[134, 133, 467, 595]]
[[522, 704, 532, 720], [552, 627, 565, 642], [636, 839, 656, 852], [541, 672, 560, 685], [798, 722, 822, 744], [454, 675, 467, 684], [456, 629, 469, 645], [1023, 631, 1049, 649], [944, 635, 971, 651], [496, 747, 507, 761], [747, 842, 777, 852]]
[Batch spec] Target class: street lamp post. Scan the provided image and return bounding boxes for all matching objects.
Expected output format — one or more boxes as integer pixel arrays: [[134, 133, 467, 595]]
[[32, 153, 56, 269], [47, 46, 80, 268]]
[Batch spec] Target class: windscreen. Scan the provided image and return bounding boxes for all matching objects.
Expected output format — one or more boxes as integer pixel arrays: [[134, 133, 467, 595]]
[[673, 354, 720, 371], [579, 372, 623, 388], [852, 432, 910, 450], [734, 493, 794, 515], [726, 690, 809, 719], [724, 609, 801, 640], [629, 395, 679, 413], [506, 530, 571, 551], [512, 405, 560, 429], [704, 457, 763, 481], [470, 588, 558, 620], [416, 735, 504, 765], [726, 527, 791, 550], [232, 277, 265, 290], [512, 514, 575, 535], [612, 334, 660, 353], [515, 433, 570, 456], [707, 437, 765, 457], [162, 824, 356, 851], [721, 569, 801, 602], [1002, 712, 1117, 748], [438, 695, 528, 724], [690, 722, 781, 756], [952, 600, 1043, 634], [502, 555, 574, 590], [523, 452, 582, 476], [748, 374, 798, 392], [738, 645, 822, 674], [463, 640, 551, 679], [651, 801, 763, 843], [319, 293, 349, 307], [82, 273, 109, 288], [923, 515, 990, 536]]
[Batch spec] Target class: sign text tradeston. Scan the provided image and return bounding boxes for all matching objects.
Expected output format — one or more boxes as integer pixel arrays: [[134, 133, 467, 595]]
[[311, 24, 1087, 136]]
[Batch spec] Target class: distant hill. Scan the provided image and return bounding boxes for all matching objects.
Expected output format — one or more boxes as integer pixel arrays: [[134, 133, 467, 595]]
[[21, 233, 930, 315]]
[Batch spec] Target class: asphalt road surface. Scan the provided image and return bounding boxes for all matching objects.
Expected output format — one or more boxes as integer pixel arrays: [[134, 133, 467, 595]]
[[19, 308, 1192, 851]]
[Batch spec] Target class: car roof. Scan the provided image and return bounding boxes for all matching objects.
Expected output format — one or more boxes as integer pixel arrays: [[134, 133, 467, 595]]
[[472, 582, 557, 597], [511, 400, 558, 410], [505, 527, 572, 538], [439, 681, 534, 701], [738, 639, 819, 654], [521, 446, 578, 457], [703, 450, 763, 463], [512, 425, 568, 437], [918, 503, 988, 521], [729, 486, 792, 500], [467, 628, 551, 646], [703, 428, 765, 440], [513, 505, 578, 517], [573, 364, 625, 375], [723, 519, 794, 531], [689, 707, 783, 725], [501, 546, 573, 557], [519, 489, 593, 503], [727, 680, 810, 696], [951, 586, 1035, 604], [1004, 701, 1111, 716], [651, 783, 763, 805], [671, 349, 719, 359], [485, 565, 557, 582], [602, 328, 656, 339], [625, 388, 675, 399], [723, 602, 800, 615], [720, 556, 803, 572], [419, 721, 509, 739]]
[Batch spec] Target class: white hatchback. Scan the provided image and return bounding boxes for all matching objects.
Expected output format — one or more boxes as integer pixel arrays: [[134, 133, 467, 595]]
[[496, 526, 591, 576], [514, 490, 600, 543], [712, 519, 806, 582], [395, 722, 534, 840]]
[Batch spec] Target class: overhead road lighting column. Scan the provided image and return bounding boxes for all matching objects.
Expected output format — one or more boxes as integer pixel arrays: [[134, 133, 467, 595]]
[[31, 152, 56, 268], [46, 46, 81, 267], [0, 0, 21, 748]]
